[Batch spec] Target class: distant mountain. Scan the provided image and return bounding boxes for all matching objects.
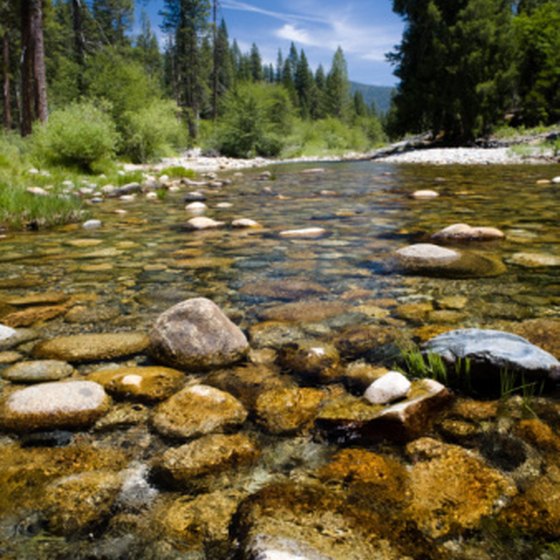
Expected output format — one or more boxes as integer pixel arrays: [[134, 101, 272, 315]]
[[350, 82, 394, 115]]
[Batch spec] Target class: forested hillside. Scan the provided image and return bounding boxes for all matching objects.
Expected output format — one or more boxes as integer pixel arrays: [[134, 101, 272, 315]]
[[0, 0, 386, 166], [350, 83, 393, 115]]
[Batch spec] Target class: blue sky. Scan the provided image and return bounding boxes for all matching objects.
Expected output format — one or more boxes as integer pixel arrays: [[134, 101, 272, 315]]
[[138, 0, 403, 86]]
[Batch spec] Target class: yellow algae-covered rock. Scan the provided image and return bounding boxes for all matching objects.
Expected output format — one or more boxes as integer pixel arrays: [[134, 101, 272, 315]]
[[258, 299, 348, 323], [89, 366, 185, 402], [405, 438, 517, 538], [152, 384, 247, 439], [157, 489, 246, 553], [2, 304, 70, 327], [0, 442, 128, 516], [277, 340, 341, 384], [154, 433, 259, 490], [499, 464, 560, 537], [0, 380, 111, 431], [2, 292, 69, 306], [33, 332, 150, 362], [43, 471, 122, 535], [255, 387, 325, 434]]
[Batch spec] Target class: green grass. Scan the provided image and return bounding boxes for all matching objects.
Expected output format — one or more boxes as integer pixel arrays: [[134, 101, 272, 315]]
[[397, 344, 450, 384], [157, 166, 196, 179], [492, 123, 560, 139]]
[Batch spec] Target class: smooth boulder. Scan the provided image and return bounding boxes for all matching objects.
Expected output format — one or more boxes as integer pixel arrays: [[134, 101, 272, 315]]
[[432, 223, 505, 241], [0, 380, 111, 431], [1, 360, 75, 383], [425, 328, 560, 381], [149, 297, 249, 370]]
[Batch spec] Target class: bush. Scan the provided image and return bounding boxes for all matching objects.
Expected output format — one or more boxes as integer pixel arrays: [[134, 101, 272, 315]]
[[32, 102, 118, 171], [215, 82, 294, 158], [122, 100, 186, 163]]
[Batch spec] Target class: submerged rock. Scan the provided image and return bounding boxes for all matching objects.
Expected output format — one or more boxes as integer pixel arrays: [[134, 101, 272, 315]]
[[509, 252, 560, 268], [432, 223, 505, 241], [395, 243, 506, 278], [149, 297, 249, 370], [0, 324, 17, 346], [33, 332, 149, 363], [1, 360, 75, 383], [152, 384, 248, 439], [412, 189, 439, 199], [44, 471, 122, 535], [424, 328, 560, 382], [240, 279, 328, 301], [183, 216, 225, 230], [89, 366, 186, 402], [255, 387, 326, 434], [258, 299, 348, 323], [405, 438, 517, 539], [0, 380, 111, 431], [153, 433, 259, 490], [279, 227, 327, 238], [277, 340, 341, 384]]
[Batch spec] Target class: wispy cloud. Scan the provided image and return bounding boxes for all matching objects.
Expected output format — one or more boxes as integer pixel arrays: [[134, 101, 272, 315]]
[[221, 0, 328, 25]]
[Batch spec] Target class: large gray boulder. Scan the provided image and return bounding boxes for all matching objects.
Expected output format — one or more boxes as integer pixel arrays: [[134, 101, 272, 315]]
[[424, 328, 560, 381], [149, 298, 249, 370]]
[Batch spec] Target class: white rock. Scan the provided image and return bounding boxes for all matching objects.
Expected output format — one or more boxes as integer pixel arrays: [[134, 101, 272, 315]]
[[82, 219, 102, 230], [26, 186, 49, 197], [279, 227, 326, 238], [186, 217, 225, 230], [412, 189, 439, 199], [432, 223, 505, 241], [396, 243, 460, 262], [101, 184, 115, 194], [145, 192, 158, 200], [0, 324, 17, 343], [551, 176, 560, 184], [232, 218, 260, 228], [216, 202, 233, 208], [185, 202, 207, 212], [119, 194, 136, 202], [364, 371, 411, 405]]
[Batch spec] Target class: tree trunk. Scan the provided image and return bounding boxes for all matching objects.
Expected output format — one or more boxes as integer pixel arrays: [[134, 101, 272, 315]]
[[72, 0, 85, 93], [2, 31, 11, 130], [31, 0, 48, 124], [20, 1, 34, 136]]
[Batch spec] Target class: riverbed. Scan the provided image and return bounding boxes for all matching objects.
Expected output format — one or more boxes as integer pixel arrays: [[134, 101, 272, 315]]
[[0, 160, 559, 559]]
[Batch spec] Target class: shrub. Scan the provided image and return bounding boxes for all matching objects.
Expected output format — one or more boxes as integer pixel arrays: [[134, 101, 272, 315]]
[[32, 102, 118, 171], [122, 100, 186, 163], [215, 82, 294, 158]]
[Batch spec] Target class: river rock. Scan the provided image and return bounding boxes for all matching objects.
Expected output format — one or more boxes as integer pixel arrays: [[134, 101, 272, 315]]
[[279, 227, 327, 238], [44, 471, 122, 535], [0, 324, 17, 345], [412, 189, 439, 199], [255, 387, 325, 434], [316, 379, 451, 444], [509, 252, 560, 267], [89, 366, 186, 402], [405, 438, 516, 539], [232, 218, 260, 228], [232, 482, 406, 560], [152, 384, 248, 439], [432, 223, 505, 241], [258, 299, 348, 323], [153, 433, 259, 490], [184, 191, 206, 202], [204, 364, 294, 409], [82, 219, 102, 230], [33, 332, 150, 363], [0, 351, 22, 364], [333, 324, 402, 361], [149, 298, 249, 370], [552, 176, 560, 184], [2, 304, 69, 327], [364, 371, 411, 405], [1, 360, 75, 383], [183, 216, 225, 230], [185, 201, 207, 212], [3, 292, 69, 306], [0, 380, 111, 431], [0, 327, 38, 351], [241, 279, 328, 301], [277, 341, 341, 384], [424, 328, 560, 382], [395, 243, 506, 278]]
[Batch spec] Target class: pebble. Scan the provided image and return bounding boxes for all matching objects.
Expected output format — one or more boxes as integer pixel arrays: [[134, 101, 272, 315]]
[[364, 371, 412, 405], [82, 220, 102, 230], [232, 218, 260, 228], [279, 227, 326, 238], [412, 190, 439, 199]]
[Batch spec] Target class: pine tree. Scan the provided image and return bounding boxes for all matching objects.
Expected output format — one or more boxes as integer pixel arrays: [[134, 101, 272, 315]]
[[92, 0, 134, 46], [312, 64, 328, 119], [136, 11, 163, 83], [275, 49, 283, 82], [211, 19, 232, 116], [161, 0, 210, 138], [294, 49, 314, 118], [249, 43, 262, 81], [325, 47, 350, 121]]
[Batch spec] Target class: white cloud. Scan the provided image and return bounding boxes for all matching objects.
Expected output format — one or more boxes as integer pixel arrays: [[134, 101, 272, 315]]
[[221, 0, 328, 25], [276, 24, 315, 46]]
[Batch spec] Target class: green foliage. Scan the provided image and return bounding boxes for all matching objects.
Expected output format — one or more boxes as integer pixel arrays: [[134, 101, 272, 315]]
[[31, 102, 118, 171], [398, 345, 449, 384], [214, 82, 294, 158], [158, 166, 196, 179], [283, 118, 372, 157], [122, 100, 186, 163]]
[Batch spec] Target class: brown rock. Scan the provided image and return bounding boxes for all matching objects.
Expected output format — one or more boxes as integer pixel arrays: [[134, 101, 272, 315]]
[[152, 384, 248, 439], [44, 471, 122, 535], [255, 387, 325, 434], [2, 292, 69, 307], [240, 279, 328, 301], [258, 299, 348, 323], [277, 340, 341, 384], [405, 438, 517, 538], [3, 305, 69, 327], [89, 366, 186, 402], [33, 332, 149, 363], [154, 433, 259, 490]]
